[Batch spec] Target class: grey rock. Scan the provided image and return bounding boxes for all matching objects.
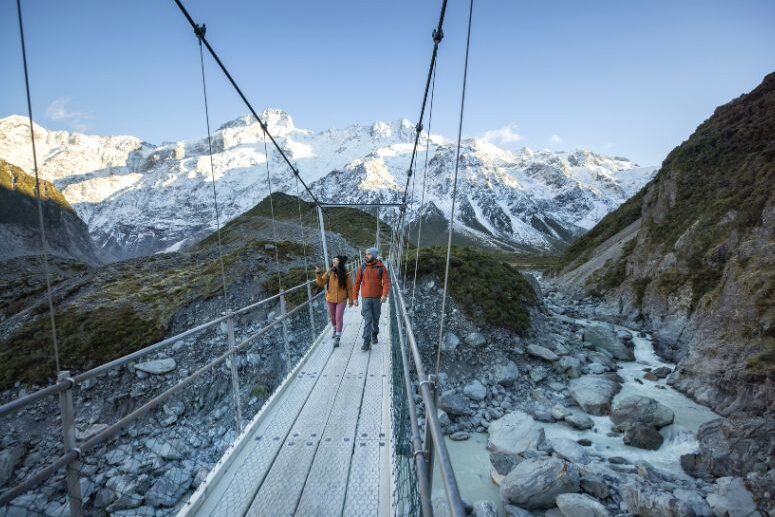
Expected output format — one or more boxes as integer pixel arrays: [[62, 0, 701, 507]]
[[0, 445, 25, 488], [705, 477, 757, 517], [143, 466, 192, 507], [610, 395, 675, 431], [464, 380, 487, 401], [620, 483, 683, 517], [564, 411, 594, 430], [529, 367, 548, 383], [551, 405, 571, 421], [495, 361, 520, 386], [472, 500, 498, 517], [548, 437, 589, 464], [652, 366, 672, 378], [465, 332, 487, 347], [443, 333, 460, 352], [583, 362, 607, 375], [623, 424, 664, 450], [558, 356, 581, 378], [144, 438, 184, 460], [500, 457, 580, 510], [503, 505, 537, 517], [672, 488, 713, 517], [527, 344, 559, 362], [75, 423, 109, 442], [555, 493, 609, 517], [568, 375, 620, 416], [135, 357, 176, 375], [580, 474, 609, 500], [583, 326, 635, 361], [439, 390, 472, 416], [450, 432, 470, 441], [437, 409, 451, 427], [487, 411, 545, 476]]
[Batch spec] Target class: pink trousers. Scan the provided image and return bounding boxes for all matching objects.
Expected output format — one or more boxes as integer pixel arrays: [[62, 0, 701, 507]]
[[327, 301, 347, 333]]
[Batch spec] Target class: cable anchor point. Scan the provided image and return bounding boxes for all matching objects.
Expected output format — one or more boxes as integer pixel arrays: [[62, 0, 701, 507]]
[[194, 24, 206, 40], [432, 28, 444, 43]]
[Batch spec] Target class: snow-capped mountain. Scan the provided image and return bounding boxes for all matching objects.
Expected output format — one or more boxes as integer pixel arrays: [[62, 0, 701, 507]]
[[0, 111, 656, 260]]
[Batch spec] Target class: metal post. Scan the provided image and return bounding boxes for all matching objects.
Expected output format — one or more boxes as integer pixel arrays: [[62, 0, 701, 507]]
[[279, 290, 291, 373], [375, 207, 381, 255], [306, 282, 317, 337], [58, 371, 84, 517], [423, 374, 437, 487], [316, 205, 330, 269], [225, 313, 243, 430]]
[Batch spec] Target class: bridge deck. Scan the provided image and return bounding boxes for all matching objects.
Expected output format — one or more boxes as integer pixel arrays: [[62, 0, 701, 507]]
[[181, 303, 392, 517]]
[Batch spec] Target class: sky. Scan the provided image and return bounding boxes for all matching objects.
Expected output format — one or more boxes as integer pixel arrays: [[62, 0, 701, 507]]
[[1, 0, 774, 167]]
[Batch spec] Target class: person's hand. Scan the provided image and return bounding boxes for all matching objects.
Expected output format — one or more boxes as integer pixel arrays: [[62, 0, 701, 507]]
[[354, 299, 359, 307], [315, 266, 320, 274], [348, 301, 354, 307], [381, 296, 387, 303]]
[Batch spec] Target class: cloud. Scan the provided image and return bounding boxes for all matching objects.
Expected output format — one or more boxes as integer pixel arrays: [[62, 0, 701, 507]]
[[46, 98, 92, 131], [479, 123, 523, 145], [550, 134, 563, 144]]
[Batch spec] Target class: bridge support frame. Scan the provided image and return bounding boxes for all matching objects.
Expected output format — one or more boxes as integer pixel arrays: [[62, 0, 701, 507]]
[[225, 313, 244, 431], [423, 374, 437, 488], [316, 205, 330, 269], [58, 371, 84, 517], [279, 290, 291, 374], [306, 282, 317, 337]]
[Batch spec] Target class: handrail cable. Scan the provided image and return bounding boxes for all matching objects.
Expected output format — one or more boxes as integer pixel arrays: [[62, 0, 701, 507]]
[[410, 62, 437, 314], [172, 0, 320, 206], [196, 26, 230, 308], [436, 0, 475, 377], [15, 0, 61, 374]]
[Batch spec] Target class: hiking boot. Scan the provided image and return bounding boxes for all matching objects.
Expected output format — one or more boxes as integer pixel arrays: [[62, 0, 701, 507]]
[[361, 341, 371, 351], [333, 335, 341, 348], [372, 334, 379, 345]]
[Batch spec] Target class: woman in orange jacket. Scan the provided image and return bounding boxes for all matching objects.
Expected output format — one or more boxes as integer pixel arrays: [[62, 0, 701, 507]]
[[315, 255, 353, 347]]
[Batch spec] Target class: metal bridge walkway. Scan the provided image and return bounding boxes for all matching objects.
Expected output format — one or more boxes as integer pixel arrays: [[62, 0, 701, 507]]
[[181, 305, 392, 516]]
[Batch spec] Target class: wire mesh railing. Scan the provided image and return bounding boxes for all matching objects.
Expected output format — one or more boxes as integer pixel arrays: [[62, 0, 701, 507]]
[[0, 277, 327, 515]]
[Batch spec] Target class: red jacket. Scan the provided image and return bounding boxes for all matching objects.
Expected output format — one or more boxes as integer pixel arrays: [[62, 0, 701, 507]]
[[353, 260, 390, 299]]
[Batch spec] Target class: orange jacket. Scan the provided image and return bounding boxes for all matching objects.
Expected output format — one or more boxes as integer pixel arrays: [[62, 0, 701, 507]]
[[316, 271, 353, 304], [353, 260, 390, 299]]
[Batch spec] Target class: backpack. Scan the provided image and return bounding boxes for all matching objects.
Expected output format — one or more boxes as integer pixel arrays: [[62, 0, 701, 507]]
[[360, 262, 384, 281]]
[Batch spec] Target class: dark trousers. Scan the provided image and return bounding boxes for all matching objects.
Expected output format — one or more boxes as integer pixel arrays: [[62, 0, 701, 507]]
[[361, 297, 382, 342]]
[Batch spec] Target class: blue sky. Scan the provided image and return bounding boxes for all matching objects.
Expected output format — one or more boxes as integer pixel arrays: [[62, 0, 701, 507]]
[[1, 0, 773, 166]]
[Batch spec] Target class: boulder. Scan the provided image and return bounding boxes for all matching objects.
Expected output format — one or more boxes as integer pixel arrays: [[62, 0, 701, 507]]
[[464, 380, 487, 401], [144, 438, 184, 460], [583, 326, 634, 361], [503, 505, 536, 517], [437, 409, 451, 427], [568, 375, 620, 415], [135, 358, 176, 375], [564, 411, 594, 430], [652, 366, 672, 378], [558, 356, 581, 378], [443, 333, 460, 352], [555, 493, 609, 517], [623, 424, 664, 450], [439, 390, 472, 416], [610, 395, 675, 431], [75, 423, 109, 441], [143, 466, 192, 507], [705, 477, 757, 517], [500, 457, 580, 510], [487, 411, 545, 475], [583, 363, 607, 375], [495, 361, 520, 386], [472, 500, 498, 517], [620, 483, 687, 517], [672, 488, 713, 517], [0, 444, 25, 487], [548, 437, 589, 464], [465, 332, 487, 347], [527, 345, 559, 362], [529, 367, 548, 383], [450, 432, 470, 441]]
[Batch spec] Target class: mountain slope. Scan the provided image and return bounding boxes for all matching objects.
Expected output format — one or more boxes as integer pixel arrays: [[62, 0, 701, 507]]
[[0, 112, 654, 260], [556, 72, 775, 418], [0, 159, 100, 265]]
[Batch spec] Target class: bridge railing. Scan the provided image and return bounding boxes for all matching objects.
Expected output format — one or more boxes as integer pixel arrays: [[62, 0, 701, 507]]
[[0, 274, 330, 515], [387, 261, 465, 517]]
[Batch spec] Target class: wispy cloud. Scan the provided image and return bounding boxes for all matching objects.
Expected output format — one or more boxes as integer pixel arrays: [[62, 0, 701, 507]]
[[45, 98, 92, 132], [479, 123, 523, 145], [550, 134, 563, 144]]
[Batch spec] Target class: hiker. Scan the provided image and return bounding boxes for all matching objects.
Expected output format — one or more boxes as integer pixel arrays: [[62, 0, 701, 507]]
[[353, 247, 390, 351], [315, 255, 353, 348]]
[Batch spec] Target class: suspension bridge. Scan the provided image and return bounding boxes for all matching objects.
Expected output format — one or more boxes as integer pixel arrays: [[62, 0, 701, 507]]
[[1, 0, 475, 515]]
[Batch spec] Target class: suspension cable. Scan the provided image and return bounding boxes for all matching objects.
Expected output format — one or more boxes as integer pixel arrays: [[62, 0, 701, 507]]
[[196, 28, 230, 308], [16, 0, 61, 374], [173, 0, 320, 206], [410, 62, 438, 314], [261, 127, 284, 292], [435, 0, 474, 377]]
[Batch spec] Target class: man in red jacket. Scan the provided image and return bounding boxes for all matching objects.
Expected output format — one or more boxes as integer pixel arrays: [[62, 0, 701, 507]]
[[353, 247, 390, 351]]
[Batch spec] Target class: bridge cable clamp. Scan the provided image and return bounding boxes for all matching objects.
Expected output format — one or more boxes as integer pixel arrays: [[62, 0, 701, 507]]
[[194, 24, 206, 40]]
